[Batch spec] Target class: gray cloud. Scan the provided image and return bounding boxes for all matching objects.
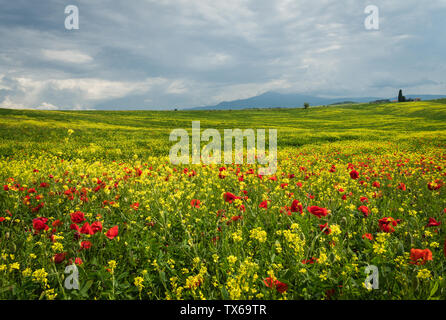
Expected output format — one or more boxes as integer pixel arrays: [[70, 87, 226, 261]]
[[0, 0, 445, 110]]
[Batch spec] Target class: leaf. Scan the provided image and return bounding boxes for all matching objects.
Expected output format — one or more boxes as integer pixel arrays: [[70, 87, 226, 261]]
[[80, 280, 93, 296], [428, 281, 439, 299]]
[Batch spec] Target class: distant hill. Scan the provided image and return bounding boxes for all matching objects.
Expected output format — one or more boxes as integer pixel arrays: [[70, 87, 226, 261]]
[[188, 92, 446, 110]]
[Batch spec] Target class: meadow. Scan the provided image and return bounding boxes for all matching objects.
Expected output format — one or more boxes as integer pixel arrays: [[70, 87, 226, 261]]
[[0, 100, 445, 299]]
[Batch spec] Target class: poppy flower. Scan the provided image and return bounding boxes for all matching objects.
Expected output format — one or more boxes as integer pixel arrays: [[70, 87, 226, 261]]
[[69, 257, 83, 265], [223, 192, 240, 203], [307, 206, 328, 218], [302, 257, 317, 264], [54, 252, 66, 264], [263, 277, 288, 293], [80, 222, 94, 235], [259, 200, 268, 209], [91, 221, 103, 234], [397, 183, 406, 191], [81, 241, 92, 249], [291, 200, 303, 214], [360, 197, 369, 203], [190, 199, 201, 208], [32, 217, 49, 232], [428, 179, 443, 190], [410, 248, 432, 265], [358, 205, 370, 217], [319, 223, 331, 235], [71, 211, 85, 224], [350, 170, 359, 179], [106, 225, 119, 239], [378, 217, 400, 233], [362, 233, 373, 241], [3, 185, 9, 191], [130, 202, 139, 210], [426, 218, 441, 227]]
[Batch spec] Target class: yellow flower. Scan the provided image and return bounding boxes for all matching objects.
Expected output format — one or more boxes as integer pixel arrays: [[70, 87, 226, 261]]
[[9, 262, 20, 272], [108, 260, 117, 274], [32, 268, 48, 286], [249, 227, 267, 243], [134, 276, 144, 292], [416, 269, 432, 280], [44, 288, 57, 300], [227, 255, 238, 265], [22, 268, 32, 277]]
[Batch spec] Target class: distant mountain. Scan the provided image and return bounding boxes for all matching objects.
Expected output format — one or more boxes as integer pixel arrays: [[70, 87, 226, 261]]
[[189, 91, 446, 110]]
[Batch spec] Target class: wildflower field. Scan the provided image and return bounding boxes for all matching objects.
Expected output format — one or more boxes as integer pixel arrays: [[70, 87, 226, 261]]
[[0, 100, 445, 300]]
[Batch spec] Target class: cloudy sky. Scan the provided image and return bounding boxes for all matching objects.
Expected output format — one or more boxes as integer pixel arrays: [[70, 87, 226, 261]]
[[0, 0, 445, 110]]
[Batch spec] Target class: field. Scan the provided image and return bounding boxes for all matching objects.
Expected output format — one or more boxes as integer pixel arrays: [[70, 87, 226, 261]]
[[0, 100, 445, 300]]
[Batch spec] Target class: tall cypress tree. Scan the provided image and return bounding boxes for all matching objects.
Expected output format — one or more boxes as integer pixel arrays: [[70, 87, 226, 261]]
[[398, 89, 406, 102]]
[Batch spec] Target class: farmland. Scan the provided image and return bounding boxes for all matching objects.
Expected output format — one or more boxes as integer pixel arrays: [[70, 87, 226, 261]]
[[0, 100, 445, 299]]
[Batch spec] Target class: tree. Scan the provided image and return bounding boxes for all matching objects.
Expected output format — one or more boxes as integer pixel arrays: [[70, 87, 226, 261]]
[[398, 89, 406, 102], [304, 102, 310, 109]]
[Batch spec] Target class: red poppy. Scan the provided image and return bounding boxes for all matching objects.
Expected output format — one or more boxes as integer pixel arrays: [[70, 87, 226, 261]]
[[362, 233, 373, 241], [91, 221, 103, 234], [350, 170, 359, 179], [223, 192, 240, 203], [3, 185, 9, 191], [70, 211, 85, 224], [263, 277, 288, 293], [319, 223, 331, 235], [32, 217, 49, 232], [410, 248, 432, 265], [54, 252, 66, 264], [80, 222, 94, 235], [360, 197, 369, 203], [190, 199, 201, 208], [106, 225, 119, 239], [428, 179, 443, 190], [291, 200, 303, 214], [130, 202, 139, 210], [426, 218, 441, 227], [372, 181, 381, 188], [81, 241, 92, 249], [358, 205, 370, 217], [397, 183, 406, 191], [378, 217, 400, 233], [307, 206, 328, 218], [301, 257, 317, 264], [259, 200, 268, 209]]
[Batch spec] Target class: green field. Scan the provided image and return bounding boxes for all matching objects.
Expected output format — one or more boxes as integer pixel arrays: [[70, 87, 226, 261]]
[[0, 101, 445, 300], [1, 100, 445, 159]]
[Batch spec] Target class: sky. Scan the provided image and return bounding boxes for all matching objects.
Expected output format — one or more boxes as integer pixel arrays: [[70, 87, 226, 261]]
[[0, 0, 445, 110]]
